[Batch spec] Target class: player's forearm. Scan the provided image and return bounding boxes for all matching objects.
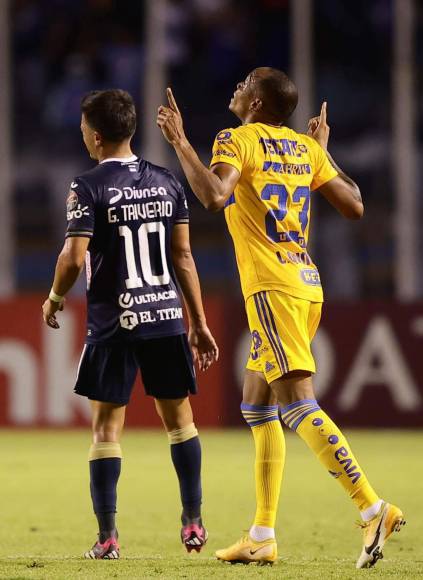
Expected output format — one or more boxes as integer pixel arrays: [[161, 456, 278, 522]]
[[173, 139, 227, 211], [51, 249, 84, 297], [173, 251, 207, 328]]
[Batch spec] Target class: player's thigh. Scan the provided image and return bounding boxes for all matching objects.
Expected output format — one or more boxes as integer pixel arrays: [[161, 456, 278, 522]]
[[75, 342, 138, 406], [308, 301, 322, 342], [245, 290, 317, 383], [243, 369, 277, 406], [269, 371, 315, 408], [90, 400, 126, 442], [132, 333, 197, 399], [154, 397, 193, 431]]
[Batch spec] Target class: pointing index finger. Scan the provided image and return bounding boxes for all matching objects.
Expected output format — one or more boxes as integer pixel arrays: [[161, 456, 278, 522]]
[[320, 101, 327, 123], [167, 87, 180, 114]]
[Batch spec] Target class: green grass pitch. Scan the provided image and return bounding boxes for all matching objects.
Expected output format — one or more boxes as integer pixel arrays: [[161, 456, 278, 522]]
[[0, 429, 422, 579]]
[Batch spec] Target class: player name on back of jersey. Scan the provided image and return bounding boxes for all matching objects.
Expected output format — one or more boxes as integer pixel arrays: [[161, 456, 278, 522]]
[[260, 138, 312, 176], [107, 185, 172, 223]]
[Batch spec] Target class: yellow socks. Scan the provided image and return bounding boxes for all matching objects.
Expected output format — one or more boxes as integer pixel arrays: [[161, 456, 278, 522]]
[[241, 404, 285, 530], [280, 399, 380, 512]]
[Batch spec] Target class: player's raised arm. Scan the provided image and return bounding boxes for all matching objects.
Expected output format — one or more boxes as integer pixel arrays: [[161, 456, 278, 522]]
[[308, 102, 364, 220], [157, 88, 239, 211], [171, 223, 219, 371]]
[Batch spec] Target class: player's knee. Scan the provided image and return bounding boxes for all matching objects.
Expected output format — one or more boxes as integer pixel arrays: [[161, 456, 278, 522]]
[[155, 397, 193, 431], [240, 401, 279, 428], [270, 371, 314, 407], [92, 424, 122, 443]]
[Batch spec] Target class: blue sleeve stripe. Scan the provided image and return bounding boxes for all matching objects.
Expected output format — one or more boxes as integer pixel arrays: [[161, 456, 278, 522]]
[[224, 193, 236, 207]]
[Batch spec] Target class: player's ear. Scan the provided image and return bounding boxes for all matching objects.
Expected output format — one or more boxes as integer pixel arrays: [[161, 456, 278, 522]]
[[94, 131, 102, 147], [250, 98, 263, 112]]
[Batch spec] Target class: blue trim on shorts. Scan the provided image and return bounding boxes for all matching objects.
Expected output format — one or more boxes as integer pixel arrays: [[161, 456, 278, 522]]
[[260, 292, 290, 372], [256, 292, 288, 374], [253, 294, 286, 374]]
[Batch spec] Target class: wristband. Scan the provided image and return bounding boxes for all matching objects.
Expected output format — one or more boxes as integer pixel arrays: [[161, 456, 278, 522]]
[[49, 289, 64, 303]]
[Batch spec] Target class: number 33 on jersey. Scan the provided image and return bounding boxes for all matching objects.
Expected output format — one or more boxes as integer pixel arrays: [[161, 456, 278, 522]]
[[210, 124, 338, 302]]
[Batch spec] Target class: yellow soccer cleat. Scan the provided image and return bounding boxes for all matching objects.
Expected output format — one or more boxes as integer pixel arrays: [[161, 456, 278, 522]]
[[216, 535, 277, 565], [356, 502, 405, 568]]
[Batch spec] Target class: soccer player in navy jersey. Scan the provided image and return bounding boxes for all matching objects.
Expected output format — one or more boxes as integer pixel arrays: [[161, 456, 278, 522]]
[[42, 89, 218, 559]]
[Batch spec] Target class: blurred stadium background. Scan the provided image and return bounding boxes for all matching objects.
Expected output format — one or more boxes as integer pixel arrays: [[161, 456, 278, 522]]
[[0, 0, 422, 430], [0, 0, 422, 576]]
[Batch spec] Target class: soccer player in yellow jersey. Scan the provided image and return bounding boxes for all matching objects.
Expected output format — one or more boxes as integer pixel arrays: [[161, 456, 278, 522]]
[[157, 67, 405, 569]]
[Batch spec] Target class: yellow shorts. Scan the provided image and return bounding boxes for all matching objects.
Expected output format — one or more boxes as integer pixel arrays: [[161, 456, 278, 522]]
[[245, 290, 322, 383]]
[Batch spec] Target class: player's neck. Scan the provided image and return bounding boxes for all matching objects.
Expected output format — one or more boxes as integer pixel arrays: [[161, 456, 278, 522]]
[[97, 143, 134, 163], [242, 114, 284, 127]]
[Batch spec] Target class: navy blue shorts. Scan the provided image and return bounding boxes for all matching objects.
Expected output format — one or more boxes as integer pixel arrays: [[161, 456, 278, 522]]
[[74, 333, 197, 405]]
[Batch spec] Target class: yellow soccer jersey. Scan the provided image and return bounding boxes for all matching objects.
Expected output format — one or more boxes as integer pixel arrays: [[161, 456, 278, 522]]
[[210, 123, 338, 302]]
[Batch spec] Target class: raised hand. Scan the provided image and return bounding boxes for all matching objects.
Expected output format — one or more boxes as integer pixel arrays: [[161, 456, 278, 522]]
[[307, 101, 330, 150], [189, 324, 219, 372], [157, 88, 186, 146]]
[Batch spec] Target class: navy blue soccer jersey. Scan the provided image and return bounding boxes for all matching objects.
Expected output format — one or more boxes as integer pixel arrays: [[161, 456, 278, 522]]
[[65, 155, 189, 343]]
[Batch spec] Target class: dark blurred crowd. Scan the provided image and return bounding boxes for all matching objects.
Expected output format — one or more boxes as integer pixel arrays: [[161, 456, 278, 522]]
[[12, 0, 423, 297]]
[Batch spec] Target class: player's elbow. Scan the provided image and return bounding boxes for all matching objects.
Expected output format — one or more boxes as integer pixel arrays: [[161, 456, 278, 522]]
[[58, 247, 86, 271], [204, 198, 225, 212], [172, 247, 192, 263], [344, 197, 364, 220], [204, 190, 230, 212]]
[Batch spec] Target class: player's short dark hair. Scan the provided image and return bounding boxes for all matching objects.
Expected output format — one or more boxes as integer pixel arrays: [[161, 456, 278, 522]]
[[81, 89, 136, 142], [254, 67, 298, 124]]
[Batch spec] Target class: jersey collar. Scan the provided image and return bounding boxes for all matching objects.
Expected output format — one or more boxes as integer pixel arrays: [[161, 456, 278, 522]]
[[100, 155, 138, 164]]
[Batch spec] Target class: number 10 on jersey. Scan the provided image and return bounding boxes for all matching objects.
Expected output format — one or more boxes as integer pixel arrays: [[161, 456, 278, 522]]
[[119, 222, 170, 289]]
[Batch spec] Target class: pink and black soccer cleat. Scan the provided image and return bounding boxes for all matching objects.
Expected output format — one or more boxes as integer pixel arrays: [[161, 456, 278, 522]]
[[84, 536, 120, 559], [181, 523, 208, 553]]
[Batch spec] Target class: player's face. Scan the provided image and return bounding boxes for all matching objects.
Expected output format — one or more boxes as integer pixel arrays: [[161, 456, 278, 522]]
[[80, 114, 100, 160], [229, 72, 257, 120]]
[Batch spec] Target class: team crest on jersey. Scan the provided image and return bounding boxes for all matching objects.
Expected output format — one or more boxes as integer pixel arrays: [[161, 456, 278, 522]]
[[66, 191, 78, 212], [216, 130, 232, 144]]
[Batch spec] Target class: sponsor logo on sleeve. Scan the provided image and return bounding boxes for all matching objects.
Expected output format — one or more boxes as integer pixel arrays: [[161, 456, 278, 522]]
[[213, 149, 236, 158], [67, 203, 90, 221]]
